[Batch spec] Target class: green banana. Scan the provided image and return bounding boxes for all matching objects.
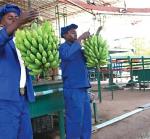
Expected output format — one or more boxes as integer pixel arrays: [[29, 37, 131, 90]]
[[47, 50, 52, 56], [47, 44, 52, 50], [31, 47, 38, 54], [37, 36, 43, 44], [48, 55, 54, 62], [32, 38, 38, 48], [51, 61, 58, 68], [25, 56, 33, 63], [42, 51, 47, 57], [30, 54, 36, 61], [19, 45, 27, 52], [37, 27, 43, 36], [15, 21, 60, 76], [25, 30, 32, 43], [43, 40, 49, 48], [44, 62, 50, 68], [39, 44, 44, 53], [28, 64, 40, 70], [42, 57, 47, 64], [83, 35, 108, 68], [36, 52, 42, 61], [24, 39, 31, 49], [27, 50, 31, 55], [35, 59, 42, 66]]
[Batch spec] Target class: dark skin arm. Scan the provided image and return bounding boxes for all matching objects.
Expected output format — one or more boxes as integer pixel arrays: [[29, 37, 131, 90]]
[[6, 10, 39, 35], [77, 31, 90, 44]]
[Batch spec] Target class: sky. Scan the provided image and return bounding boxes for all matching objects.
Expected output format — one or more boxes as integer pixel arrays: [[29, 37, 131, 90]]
[[102, 16, 150, 40]]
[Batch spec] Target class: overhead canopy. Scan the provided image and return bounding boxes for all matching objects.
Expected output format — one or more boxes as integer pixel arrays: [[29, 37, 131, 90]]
[[59, 0, 150, 14], [0, 0, 84, 21], [0, 0, 150, 21]]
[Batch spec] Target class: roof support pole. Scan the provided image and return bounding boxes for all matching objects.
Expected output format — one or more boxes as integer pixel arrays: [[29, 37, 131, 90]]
[[28, 0, 31, 10], [55, 4, 61, 40]]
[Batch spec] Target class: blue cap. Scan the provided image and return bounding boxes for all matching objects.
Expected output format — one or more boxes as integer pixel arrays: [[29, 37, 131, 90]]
[[0, 4, 21, 21], [61, 24, 78, 38]]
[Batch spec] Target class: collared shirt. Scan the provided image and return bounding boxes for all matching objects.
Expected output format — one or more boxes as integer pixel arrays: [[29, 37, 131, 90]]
[[0, 27, 35, 102], [13, 38, 26, 88], [59, 41, 91, 88]]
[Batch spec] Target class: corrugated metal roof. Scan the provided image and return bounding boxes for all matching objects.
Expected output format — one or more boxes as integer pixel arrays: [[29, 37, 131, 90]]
[[0, 0, 150, 22], [0, 0, 85, 21]]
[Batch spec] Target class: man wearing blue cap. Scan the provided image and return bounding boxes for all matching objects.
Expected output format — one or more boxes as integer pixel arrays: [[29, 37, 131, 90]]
[[59, 24, 92, 139], [0, 4, 38, 139]]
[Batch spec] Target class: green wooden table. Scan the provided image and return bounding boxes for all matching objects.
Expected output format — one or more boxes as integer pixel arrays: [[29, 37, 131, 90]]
[[29, 80, 65, 139]]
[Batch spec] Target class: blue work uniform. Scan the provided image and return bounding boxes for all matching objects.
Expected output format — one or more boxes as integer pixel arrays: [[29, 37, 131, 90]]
[[59, 41, 91, 139], [0, 27, 34, 139]]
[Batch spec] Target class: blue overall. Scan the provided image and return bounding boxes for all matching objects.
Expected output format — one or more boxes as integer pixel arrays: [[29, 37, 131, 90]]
[[59, 41, 91, 139], [0, 27, 34, 139]]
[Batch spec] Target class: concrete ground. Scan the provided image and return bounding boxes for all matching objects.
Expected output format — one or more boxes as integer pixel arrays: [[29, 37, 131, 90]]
[[33, 81, 150, 139], [91, 83, 150, 139]]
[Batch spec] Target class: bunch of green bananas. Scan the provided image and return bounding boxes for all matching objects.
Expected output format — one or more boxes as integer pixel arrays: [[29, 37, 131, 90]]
[[15, 21, 60, 76], [83, 35, 108, 68]]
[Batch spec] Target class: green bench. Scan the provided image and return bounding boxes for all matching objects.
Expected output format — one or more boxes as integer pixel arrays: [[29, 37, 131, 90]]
[[29, 80, 65, 139]]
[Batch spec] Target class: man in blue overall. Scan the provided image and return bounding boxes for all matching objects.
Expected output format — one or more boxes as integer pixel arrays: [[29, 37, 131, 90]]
[[0, 4, 38, 139], [59, 24, 92, 139]]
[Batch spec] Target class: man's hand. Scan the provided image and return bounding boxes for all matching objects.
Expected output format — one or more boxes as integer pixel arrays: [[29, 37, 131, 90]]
[[6, 10, 39, 35], [17, 10, 39, 26], [77, 31, 90, 44]]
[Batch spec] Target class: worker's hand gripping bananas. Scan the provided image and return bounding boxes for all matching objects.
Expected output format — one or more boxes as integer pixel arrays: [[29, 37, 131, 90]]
[[15, 21, 60, 76]]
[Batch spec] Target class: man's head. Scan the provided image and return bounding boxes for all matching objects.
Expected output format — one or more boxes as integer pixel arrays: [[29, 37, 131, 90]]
[[0, 4, 21, 27], [61, 24, 78, 42]]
